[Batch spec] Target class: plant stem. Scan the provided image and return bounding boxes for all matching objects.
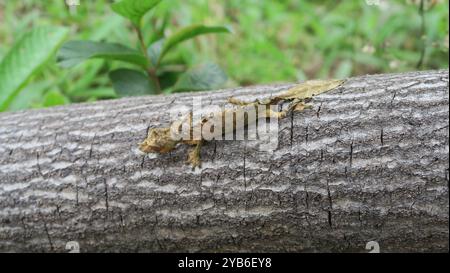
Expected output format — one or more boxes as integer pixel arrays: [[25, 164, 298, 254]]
[[416, 0, 426, 69], [147, 68, 162, 93], [135, 25, 162, 94]]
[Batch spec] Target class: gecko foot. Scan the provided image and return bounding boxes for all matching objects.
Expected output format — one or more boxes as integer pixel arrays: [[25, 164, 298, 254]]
[[266, 109, 287, 119], [187, 141, 202, 170], [292, 102, 312, 112]]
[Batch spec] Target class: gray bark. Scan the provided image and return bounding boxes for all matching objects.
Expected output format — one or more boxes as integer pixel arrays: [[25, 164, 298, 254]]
[[0, 69, 448, 253]]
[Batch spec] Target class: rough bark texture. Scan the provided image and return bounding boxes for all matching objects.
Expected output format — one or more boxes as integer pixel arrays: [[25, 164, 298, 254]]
[[0, 70, 448, 253]]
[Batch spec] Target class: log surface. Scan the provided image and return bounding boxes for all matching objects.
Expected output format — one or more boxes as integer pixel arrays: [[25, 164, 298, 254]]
[[0, 69, 448, 252]]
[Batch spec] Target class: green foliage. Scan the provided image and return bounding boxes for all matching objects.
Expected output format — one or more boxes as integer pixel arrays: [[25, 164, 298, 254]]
[[0, 0, 448, 112], [147, 39, 165, 67], [6, 80, 53, 111], [0, 26, 69, 111], [111, 0, 163, 27], [109, 68, 155, 96], [157, 25, 231, 66], [42, 90, 69, 107], [57, 0, 230, 98], [173, 63, 227, 92], [57, 41, 148, 68]]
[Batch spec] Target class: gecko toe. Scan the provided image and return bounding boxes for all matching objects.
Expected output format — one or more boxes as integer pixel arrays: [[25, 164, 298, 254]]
[[187, 151, 202, 170]]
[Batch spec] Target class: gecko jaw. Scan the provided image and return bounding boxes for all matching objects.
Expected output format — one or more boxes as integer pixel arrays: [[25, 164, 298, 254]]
[[139, 142, 173, 154]]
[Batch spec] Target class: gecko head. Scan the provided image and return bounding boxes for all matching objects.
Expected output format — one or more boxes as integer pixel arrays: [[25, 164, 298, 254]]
[[139, 128, 178, 154]]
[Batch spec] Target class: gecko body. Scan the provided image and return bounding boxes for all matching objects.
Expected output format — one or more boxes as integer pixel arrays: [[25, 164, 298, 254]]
[[139, 79, 344, 169]]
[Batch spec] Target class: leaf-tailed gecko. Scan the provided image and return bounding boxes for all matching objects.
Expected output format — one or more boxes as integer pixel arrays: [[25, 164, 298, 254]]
[[139, 79, 344, 169]]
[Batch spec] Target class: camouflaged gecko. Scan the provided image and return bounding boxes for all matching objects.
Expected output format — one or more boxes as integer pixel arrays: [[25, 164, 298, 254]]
[[139, 79, 344, 169]]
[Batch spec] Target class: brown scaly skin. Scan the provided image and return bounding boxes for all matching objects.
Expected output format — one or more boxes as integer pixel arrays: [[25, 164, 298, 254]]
[[139, 128, 180, 154], [139, 126, 203, 169], [139, 79, 345, 169]]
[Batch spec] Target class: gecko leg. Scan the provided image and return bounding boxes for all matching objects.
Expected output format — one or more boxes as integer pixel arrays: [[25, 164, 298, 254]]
[[265, 108, 288, 119], [186, 140, 203, 169], [289, 99, 313, 112], [265, 100, 312, 119]]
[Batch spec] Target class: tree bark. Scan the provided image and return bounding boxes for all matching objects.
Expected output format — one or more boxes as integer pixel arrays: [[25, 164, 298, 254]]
[[0, 69, 448, 253]]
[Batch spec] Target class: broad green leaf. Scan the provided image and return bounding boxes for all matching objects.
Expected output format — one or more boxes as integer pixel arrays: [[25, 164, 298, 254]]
[[158, 25, 231, 65], [0, 26, 69, 112], [109, 68, 155, 97], [57, 41, 148, 68], [42, 90, 70, 107], [158, 70, 184, 90], [111, 0, 163, 26], [173, 62, 227, 92]]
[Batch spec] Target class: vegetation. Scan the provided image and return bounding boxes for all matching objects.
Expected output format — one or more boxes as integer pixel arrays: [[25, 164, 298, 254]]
[[0, 0, 448, 112]]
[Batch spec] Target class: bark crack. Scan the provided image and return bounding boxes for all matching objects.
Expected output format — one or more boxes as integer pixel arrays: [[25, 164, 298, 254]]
[[88, 133, 97, 160], [212, 142, 217, 162], [243, 143, 247, 187], [390, 90, 397, 105], [304, 182, 310, 209], [316, 102, 323, 118], [36, 153, 44, 177], [305, 126, 309, 144], [326, 181, 333, 229], [75, 180, 79, 206], [358, 208, 363, 227], [349, 141, 354, 168], [103, 178, 109, 215], [290, 110, 294, 146], [140, 156, 146, 169], [40, 213, 54, 252]]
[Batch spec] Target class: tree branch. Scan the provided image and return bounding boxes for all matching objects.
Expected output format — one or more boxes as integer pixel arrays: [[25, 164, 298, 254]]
[[0, 69, 448, 252]]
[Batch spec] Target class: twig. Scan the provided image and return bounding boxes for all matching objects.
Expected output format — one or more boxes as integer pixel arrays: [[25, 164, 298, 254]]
[[416, 0, 426, 69], [135, 25, 162, 93]]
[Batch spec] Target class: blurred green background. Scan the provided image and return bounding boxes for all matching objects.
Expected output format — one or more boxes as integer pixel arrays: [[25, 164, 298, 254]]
[[0, 0, 448, 112]]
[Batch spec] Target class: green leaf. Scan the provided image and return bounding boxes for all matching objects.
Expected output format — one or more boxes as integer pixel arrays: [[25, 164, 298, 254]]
[[57, 41, 148, 68], [158, 25, 231, 65], [42, 90, 70, 107], [173, 62, 227, 92], [109, 68, 155, 97], [111, 0, 163, 26], [0, 26, 69, 112]]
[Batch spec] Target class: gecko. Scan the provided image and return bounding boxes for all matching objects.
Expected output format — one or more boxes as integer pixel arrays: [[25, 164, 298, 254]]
[[139, 79, 344, 169]]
